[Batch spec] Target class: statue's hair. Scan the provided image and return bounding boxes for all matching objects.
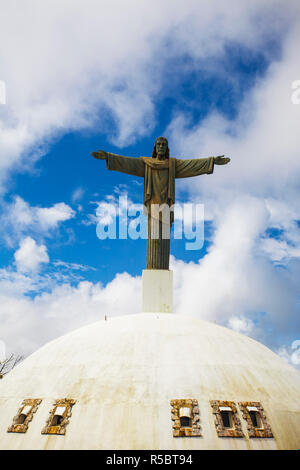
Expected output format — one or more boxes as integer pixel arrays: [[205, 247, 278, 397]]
[[152, 136, 170, 159]]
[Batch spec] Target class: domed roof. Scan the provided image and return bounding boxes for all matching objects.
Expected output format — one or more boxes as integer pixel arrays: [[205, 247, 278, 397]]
[[0, 313, 299, 450]]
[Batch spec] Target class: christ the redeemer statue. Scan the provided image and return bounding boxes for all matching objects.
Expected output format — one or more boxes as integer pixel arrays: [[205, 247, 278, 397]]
[[91, 136, 230, 270]]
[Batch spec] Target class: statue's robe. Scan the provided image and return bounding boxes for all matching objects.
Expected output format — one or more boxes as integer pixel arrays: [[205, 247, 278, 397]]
[[106, 153, 214, 269]]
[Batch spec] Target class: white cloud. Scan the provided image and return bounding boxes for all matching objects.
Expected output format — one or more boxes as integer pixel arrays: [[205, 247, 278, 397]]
[[278, 340, 300, 367], [172, 197, 267, 318], [0, 0, 297, 191], [86, 191, 142, 227], [71, 187, 84, 204], [227, 316, 254, 335], [1, 196, 75, 246], [52, 260, 97, 272], [14, 237, 49, 273], [259, 238, 300, 264], [170, 196, 299, 360], [0, 272, 140, 356], [7, 196, 34, 227], [36, 202, 75, 230], [166, 14, 300, 205]]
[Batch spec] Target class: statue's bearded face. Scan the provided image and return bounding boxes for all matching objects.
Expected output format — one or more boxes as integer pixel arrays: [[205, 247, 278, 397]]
[[155, 138, 168, 160]]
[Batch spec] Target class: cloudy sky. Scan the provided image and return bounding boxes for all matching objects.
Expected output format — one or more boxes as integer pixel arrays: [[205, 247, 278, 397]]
[[0, 0, 299, 368]]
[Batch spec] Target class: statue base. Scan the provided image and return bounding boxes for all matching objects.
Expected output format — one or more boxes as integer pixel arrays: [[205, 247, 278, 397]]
[[142, 269, 173, 313]]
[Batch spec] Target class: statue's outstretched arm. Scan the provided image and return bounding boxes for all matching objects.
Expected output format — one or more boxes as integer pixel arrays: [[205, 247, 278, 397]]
[[175, 155, 230, 178], [91, 150, 145, 177]]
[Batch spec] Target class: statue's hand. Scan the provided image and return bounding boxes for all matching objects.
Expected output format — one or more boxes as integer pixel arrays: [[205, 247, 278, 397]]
[[214, 155, 230, 165], [91, 150, 107, 160]]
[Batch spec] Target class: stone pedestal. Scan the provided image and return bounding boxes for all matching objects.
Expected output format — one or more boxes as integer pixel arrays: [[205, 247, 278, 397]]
[[142, 269, 173, 313]]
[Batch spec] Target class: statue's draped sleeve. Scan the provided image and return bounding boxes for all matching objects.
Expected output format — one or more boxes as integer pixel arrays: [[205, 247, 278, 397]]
[[175, 157, 214, 178], [106, 152, 145, 177]]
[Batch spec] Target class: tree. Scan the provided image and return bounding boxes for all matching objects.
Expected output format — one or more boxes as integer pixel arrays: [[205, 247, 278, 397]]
[[0, 353, 23, 378]]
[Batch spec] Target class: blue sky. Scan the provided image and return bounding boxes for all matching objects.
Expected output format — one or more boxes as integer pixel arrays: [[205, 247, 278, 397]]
[[0, 0, 299, 368]]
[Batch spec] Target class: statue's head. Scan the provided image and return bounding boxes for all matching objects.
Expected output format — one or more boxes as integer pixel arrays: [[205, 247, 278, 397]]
[[152, 136, 169, 160]]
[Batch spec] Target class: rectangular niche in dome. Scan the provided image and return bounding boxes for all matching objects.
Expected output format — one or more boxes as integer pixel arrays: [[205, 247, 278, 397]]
[[7, 398, 42, 433], [170, 399, 201, 437], [41, 398, 76, 435], [210, 401, 244, 438], [239, 402, 274, 438]]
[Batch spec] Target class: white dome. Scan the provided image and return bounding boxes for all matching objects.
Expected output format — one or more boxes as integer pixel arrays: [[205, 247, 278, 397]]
[[0, 313, 299, 450]]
